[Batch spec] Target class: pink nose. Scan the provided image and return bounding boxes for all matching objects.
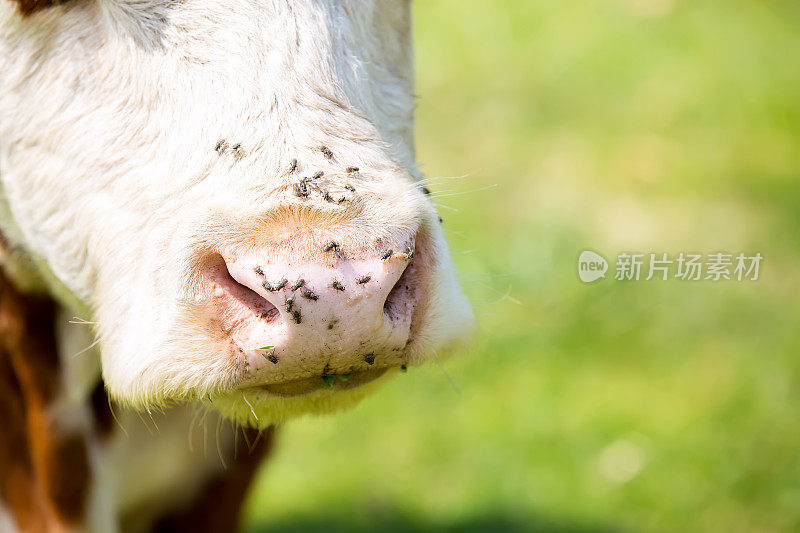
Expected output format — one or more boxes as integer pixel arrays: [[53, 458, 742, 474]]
[[212, 239, 418, 386]]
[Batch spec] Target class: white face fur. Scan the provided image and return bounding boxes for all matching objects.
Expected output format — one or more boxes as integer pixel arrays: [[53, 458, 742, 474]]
[[0, 0, 473, 427]]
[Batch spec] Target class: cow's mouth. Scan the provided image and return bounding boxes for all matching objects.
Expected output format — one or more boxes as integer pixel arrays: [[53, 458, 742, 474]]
[[249, 367, 389, 397]]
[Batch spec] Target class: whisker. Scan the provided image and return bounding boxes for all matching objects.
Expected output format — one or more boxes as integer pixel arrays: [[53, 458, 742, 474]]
[[478, 283, 523, 306], [69, 316, 97, 326], [444, 228, 469, 239], [458, 271, 514, 282], [136, 411, 155, 436], [201, 408, 209, 460], [242, 392, 259, 423], [216, 415, 227, 469], [429, 184, 498, 199], [107, 395, 128, 437], [250, 430, 264, 451], [72, 337, 101, 359], [188, 406, 202, 453], [432, 355, 461, 396], [435, 203, 459, 212], [233, 423, 239, 460], [423, 172, 474, 183], [241, 425, 253, 451], [146, 408, 160, 433]]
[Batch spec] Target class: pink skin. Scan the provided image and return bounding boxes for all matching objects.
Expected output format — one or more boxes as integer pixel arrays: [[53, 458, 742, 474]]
[[202, 238, 419, 393]]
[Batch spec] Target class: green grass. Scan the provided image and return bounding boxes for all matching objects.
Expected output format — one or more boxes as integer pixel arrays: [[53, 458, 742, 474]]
[[244, 1, 800, 531]]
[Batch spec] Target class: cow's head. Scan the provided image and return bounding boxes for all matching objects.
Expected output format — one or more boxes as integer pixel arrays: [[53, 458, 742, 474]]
[[0, 0, 473, 427]]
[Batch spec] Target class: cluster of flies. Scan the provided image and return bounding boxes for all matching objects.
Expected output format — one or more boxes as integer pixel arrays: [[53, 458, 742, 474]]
[[214, 141, 441, 222], [288, 146, 361, 204], [214, 143, 423, 374], [214, 139, 244, 159], [250, 237, 413, 368]]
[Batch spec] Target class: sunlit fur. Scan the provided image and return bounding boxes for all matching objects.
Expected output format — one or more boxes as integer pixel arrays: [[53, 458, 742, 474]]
[[0, 0, 473, 430]]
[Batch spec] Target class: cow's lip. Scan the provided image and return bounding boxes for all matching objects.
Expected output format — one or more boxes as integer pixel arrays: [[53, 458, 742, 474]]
[[249, 368, 389, 397]]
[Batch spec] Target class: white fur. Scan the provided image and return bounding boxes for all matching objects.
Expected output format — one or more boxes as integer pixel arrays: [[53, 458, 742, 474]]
[[0, 0, 472, 530], [0, 0, 473, 525]]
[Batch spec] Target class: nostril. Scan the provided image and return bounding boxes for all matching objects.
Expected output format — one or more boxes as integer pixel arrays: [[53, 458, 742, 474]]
[[206, 254, 279, 320], [383, 252, 417, 324]]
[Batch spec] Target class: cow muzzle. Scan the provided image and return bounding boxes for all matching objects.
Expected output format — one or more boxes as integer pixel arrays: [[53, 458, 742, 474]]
[[201, 233, 423, 396]]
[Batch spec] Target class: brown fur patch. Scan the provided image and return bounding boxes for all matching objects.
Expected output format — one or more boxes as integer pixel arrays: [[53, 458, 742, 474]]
[[0, 270, 91, 528], [0, 347, 47, 531], [153, 426, 276, 532], [11, 0, 57, 16]]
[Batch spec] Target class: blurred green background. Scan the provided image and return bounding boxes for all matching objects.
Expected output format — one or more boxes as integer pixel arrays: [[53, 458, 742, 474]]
[[245, 1, 800, 531]]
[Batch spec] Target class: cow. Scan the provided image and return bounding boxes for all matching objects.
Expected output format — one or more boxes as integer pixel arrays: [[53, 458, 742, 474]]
[[0, 0, 474, 531]]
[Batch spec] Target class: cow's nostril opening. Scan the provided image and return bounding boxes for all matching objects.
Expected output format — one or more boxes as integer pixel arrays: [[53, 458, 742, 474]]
[[208, 254, 279, 321], [383, 254, 417, 324]]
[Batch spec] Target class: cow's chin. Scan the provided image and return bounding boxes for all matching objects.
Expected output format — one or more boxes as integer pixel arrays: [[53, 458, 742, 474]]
[[209, 370, 397, 429], [99, 301, 471, 429]]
